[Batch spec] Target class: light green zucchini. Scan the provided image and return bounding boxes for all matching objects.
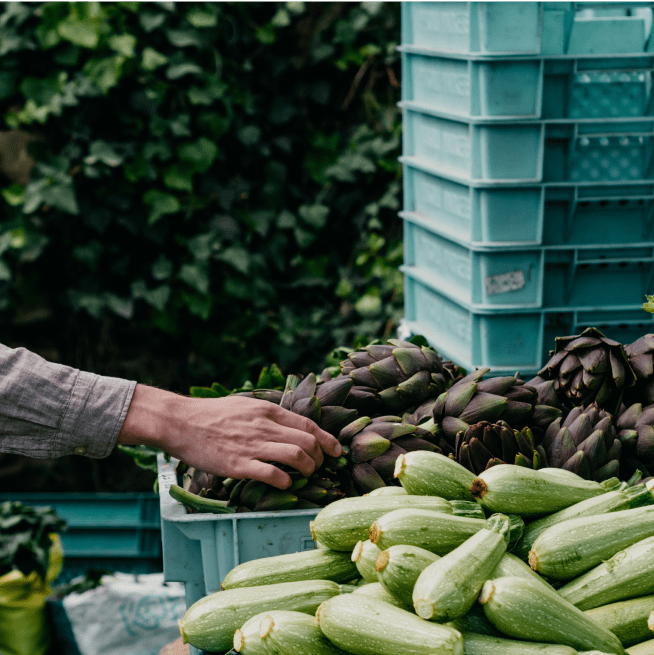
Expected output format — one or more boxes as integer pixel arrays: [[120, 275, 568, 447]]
[[479, 576, 625, 654], [350, 581, 412, 610], [514, 484, 654, 561], [470, 464, 615, 517], [626, 639, 654, 655], [233, 610, 347, 655], [369, 508, 485, 555], [310, 495, 452, 551], [445, 605, 502, 638], [316, 594, 464, 655], [491, 552, 556, 592], [375, 544, 440, 606], [179, 579, 340, 652], [338, 583, 359, 594], [412, 514, 512, 622], [449, 499, 486, 520], [529, 506, 654, 580], [366, 486, 408, 497], [558, 535, 654, 610], [351, 540, 382, 583], [462, 632, 578, 655], [585, 595, 654, 648], [221, 548, 358, 590], [649, 609, 653, 631], [394, 451, 476, 500]]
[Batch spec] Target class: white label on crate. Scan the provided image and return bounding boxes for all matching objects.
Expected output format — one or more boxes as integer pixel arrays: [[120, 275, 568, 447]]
[[159, 468, 177, 493], [485, 270, 526, 296]]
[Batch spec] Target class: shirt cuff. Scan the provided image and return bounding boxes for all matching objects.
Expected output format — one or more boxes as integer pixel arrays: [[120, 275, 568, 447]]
[[55, 372, 137, 458]]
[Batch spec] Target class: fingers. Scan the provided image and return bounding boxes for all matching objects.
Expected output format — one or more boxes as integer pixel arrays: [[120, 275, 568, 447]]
[[270, 406, 342, 457], [268, 424, 324, 471], [259, 441, 317, 478], [243, 460, 292, 490]]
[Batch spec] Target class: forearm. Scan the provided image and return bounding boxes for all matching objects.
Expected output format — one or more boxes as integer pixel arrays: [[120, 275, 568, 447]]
[[117, 384, 186, 450]]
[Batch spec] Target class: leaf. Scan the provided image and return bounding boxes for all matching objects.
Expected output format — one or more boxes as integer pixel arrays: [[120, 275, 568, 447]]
[[182, 290, 211, 320], [151, 254, 173, 280], [84, 55, 125, 94], [204, 383, 228, 398], [105, 293, 134, 319], [0, 259, 12, 281], [179, 263, 209, 294], [143, 284, 170, 311], [178, 137, 218, 173], [142, 190, 180, 225], [355, 289, 382, 316], [163, 165, 194, 192], [166, 28, 204, 48], [139, 11, 166, 32], [189, 386, 219, 398], [238, 126, 261, 146], [108, 34, 136, 58], [141, 47, 168, 71], [1, 185, 25, 207], [166, 62, 203, 80], [644, 295, 654, 313], [298, 204, 329, 230], [85, 140, 122, 167], [215, 246, 250, 275], [186, 6, 219, 27], [57, 17, 101, 49]]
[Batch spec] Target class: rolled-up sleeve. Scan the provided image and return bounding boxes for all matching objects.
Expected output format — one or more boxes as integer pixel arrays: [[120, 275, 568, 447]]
[[0, 344, 137, 458]]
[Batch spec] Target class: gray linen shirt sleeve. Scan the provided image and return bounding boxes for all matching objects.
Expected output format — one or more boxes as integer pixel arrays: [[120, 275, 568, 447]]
[[0, 344, 137, 458]]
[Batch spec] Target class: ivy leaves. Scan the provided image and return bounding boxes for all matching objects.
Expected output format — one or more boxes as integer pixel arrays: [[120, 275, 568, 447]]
[[0, 1, 403, 388]]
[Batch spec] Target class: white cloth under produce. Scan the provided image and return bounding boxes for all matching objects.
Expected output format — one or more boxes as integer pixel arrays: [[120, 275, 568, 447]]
[[63, 573, 186, 655]]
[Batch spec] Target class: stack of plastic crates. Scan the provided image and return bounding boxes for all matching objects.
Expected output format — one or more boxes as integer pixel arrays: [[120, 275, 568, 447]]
[[399, 2, 654, 376]]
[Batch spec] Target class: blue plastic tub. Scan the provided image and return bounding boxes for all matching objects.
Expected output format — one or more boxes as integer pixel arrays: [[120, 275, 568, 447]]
[[403, 217, 654, 311], [403, 271, 654, 376], [401, 164, 654, 248], [402, 108, 654, 185], [0, 492, 162, 582], [401, 3, 653, 57], [401, 2, 544, 56], [158, 456, 319, 655], [401, 52, 654, 121]]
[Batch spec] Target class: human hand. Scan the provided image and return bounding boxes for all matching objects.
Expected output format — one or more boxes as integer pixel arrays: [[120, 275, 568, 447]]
[[118, 385, 342, 489]]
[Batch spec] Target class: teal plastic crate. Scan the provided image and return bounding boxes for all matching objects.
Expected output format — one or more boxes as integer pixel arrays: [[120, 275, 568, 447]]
[[402, 108, 654, 185], [401, 53, 654, 121], [401, 164, 654, 248], [403, 218, 654, 311], [158, 455, 319, 655], [401, 3, 653, 57], [0, 492, 162, 582], [403, 272, 654, 376], [401, 2, 544, 55]]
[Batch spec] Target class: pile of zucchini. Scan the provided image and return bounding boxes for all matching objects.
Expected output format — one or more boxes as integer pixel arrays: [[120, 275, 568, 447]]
[[179, 453, 654, 655]]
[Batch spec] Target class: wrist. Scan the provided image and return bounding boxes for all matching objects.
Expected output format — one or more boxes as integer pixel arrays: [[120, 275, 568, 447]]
[[117, 384, 186, 450]]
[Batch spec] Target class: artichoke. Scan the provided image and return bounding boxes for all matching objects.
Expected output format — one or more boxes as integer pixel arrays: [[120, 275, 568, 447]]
[[625, 334, 654, 405], [337, 415, 442, 493], [430, 369, 562, 444], [538, 327, 636, 413], [540, 403, 622, 481], [454, 420, 543, 475], [339, 339, 452, 416], [615, 402, 654, 479]]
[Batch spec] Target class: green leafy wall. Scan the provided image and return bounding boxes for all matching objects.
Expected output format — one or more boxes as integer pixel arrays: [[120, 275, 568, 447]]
[[0, 1, 403, 391]]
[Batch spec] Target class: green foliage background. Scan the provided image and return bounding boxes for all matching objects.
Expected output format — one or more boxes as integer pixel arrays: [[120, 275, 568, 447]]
[[0, 1, 404, 392]]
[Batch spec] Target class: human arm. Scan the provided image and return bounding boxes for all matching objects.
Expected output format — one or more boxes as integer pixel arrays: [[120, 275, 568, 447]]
[[117, 384, 342, 489]]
